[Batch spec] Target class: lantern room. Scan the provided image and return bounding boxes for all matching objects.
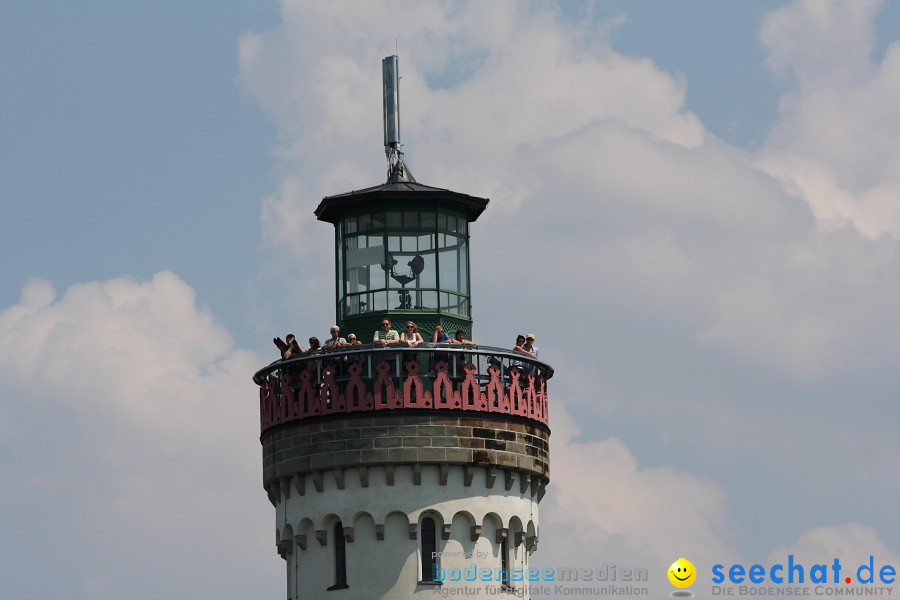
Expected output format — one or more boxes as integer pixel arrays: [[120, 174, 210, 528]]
[[313, 54, 488, 339], [314, 177, 488, 340]]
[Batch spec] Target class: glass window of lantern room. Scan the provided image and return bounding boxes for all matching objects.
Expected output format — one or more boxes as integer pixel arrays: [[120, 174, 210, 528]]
[[343, 218, 390, 316], [403, 211, 419, 228], [383, 211, 438, 312], [336, 222, 344, 304], [436, 224, 469, 316]]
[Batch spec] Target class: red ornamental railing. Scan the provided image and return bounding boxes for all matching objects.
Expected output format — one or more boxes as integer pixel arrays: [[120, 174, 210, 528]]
[[255, 346, 552, 432]]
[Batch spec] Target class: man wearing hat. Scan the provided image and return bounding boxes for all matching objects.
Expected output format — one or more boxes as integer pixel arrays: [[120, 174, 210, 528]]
[[522, 333, 539, 359]]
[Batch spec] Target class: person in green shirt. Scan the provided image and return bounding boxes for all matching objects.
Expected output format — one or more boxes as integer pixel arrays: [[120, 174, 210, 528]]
[[373, 319, 399, 346]]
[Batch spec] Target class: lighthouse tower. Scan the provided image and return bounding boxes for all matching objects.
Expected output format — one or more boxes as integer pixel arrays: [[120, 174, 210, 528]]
[[254, 56, 553, 599]]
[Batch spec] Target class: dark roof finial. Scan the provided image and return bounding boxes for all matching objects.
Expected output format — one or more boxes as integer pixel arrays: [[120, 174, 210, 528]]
[[382, 55, 417, 184]]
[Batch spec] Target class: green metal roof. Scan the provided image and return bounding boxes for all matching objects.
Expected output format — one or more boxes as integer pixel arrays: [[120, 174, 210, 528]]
[[315, 179, 490, 224]]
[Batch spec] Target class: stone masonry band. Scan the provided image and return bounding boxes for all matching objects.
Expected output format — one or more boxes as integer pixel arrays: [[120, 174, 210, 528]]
[[262, 413, 550, 501]]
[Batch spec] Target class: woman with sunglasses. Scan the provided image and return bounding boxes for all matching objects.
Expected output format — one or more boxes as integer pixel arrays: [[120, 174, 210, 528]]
[[401, 322, 424, 347]]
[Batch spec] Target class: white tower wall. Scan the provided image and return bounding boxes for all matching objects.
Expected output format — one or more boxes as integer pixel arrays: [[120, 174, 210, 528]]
[[274, 465, 540, 599]]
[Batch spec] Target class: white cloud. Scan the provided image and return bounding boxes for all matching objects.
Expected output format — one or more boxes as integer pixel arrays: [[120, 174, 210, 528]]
[[769, 523, 900, 582], [760, 0, 881, 86], [0, 273, 279, 600], [759, 0, 900, 238], [543, 406, 738, 566], [236, 1, 705, 245]]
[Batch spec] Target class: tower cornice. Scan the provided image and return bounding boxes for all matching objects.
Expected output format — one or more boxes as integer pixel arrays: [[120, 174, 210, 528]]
[[314, 184, 489, 224]]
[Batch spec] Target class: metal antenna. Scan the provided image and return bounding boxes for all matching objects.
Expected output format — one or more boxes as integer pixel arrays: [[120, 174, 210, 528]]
[[382, 55, 415, 183]]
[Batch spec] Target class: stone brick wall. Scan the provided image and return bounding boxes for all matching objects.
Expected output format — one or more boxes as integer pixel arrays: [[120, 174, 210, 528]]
[[262, 412, 549, 490]]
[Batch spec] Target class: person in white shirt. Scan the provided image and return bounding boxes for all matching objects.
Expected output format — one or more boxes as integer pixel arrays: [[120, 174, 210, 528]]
[[401, 322, 424, 347], [323, 325, 347, 348]]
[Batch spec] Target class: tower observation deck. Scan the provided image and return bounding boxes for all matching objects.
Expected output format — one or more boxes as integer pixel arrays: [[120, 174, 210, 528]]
[[253, 56, 553, 599]]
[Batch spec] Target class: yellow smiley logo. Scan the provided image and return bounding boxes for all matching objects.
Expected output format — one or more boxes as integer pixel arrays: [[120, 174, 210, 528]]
[[668, 558, 696, 588]]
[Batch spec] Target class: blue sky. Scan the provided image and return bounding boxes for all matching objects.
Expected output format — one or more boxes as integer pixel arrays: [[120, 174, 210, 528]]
[[3, 2, 900, 599], [0, 2, 277, 345]]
